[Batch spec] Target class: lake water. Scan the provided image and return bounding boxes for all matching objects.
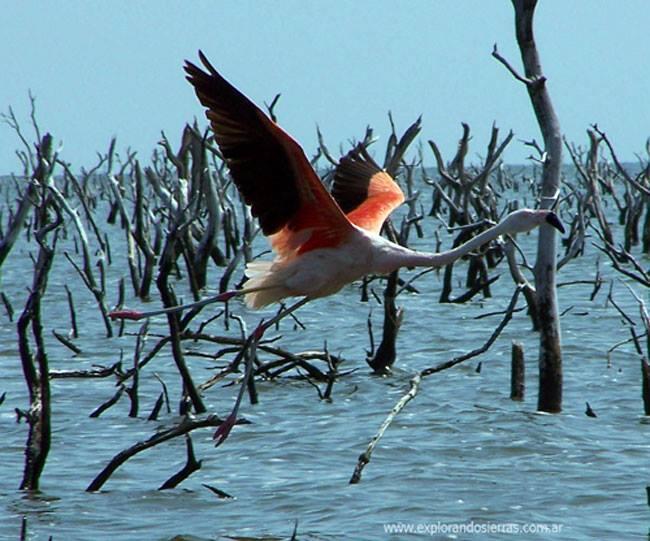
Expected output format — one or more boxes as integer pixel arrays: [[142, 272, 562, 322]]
[[1, 182, 649, 540]]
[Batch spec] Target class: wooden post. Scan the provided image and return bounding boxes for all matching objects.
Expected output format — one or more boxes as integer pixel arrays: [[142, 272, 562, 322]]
[[641, 357, 650, 415], [510, 341, 525, 401]]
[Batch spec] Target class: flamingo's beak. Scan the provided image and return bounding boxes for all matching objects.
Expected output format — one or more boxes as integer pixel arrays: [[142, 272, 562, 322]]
[[545, 212, 565, 234]]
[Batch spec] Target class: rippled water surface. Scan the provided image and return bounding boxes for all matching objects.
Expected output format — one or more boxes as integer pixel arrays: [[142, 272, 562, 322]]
[[1, 208, 649, 540]]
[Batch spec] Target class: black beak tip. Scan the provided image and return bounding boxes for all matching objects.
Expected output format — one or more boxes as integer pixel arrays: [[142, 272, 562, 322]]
[[545, 212, 565, 234]]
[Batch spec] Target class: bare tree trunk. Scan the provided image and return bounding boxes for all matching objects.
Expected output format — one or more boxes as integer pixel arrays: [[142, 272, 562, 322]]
[[18, 241, 55, 490], [367, 270, 403, 373], [500, 0, 563, 412], [16, 134, 62, 489], [157, 232, 206, 414]]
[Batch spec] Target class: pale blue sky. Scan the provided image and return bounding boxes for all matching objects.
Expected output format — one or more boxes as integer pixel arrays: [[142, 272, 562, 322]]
[[2, 1, 648, 173]]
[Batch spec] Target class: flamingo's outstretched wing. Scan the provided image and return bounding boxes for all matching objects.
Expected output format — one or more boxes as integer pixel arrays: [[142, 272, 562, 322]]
[[331, 146, 405, 234], [184, 51, 353, 258]]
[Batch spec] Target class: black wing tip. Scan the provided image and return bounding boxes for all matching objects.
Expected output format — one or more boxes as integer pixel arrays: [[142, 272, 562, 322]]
[[183, 60, 204, 83], [338, 145, 382, 177], [197, 50, 218, 74], [184, 50, 217, 79], [545, 212, 566, 234]]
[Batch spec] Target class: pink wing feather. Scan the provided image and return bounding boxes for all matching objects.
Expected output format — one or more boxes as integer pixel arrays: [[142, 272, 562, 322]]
[[184, 52, 354, 260], [331, 146, 405, 234]]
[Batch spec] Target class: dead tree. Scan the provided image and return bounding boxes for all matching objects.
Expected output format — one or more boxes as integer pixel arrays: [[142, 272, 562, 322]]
[[0, 178, 37, 268], [185, 127, 223, 290], [365, 115, 421, 373], [16, 134, 62, 490], [107, 155, 158, 301], [428, 124, 513, 303], [494, 0, 564, 412], [156, 228, 207, 414], [564, 130, 614, 250], [0, 102, 43, 267], [594, 125, 650, 255]]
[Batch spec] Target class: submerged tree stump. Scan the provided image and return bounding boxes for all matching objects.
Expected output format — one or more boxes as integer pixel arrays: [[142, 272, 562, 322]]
[[641, 357, 650, 415], [510, 341, 525, 401]]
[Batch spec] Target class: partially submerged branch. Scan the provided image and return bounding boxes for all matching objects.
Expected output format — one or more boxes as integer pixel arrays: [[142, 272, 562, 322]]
[[351, 287, 522, 483], [87, 415, 227, 491]]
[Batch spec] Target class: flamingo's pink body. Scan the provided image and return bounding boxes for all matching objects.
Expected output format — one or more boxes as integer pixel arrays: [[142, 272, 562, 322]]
[[183, 52, 564, 310]]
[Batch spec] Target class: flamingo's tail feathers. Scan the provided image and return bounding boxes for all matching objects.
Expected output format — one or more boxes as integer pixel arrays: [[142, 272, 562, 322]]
[[243, 261, 292, 309]]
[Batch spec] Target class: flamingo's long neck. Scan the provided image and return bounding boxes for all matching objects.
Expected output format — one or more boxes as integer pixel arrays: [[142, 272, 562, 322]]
[[395, 220, 509, 269]]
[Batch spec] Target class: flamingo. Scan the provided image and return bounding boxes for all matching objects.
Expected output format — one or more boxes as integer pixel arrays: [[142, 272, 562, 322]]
[[183, 52, 564, 307], [109, 52, 564, 445], [110, 51, 564, 322]]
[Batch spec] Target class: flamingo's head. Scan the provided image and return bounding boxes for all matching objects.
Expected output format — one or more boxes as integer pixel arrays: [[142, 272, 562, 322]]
[[503, 209, 565, 235]]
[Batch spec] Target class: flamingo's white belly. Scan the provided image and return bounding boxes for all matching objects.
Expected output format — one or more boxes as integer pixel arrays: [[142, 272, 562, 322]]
[[282, 241, 376, 299], [243, 230, 405, 308]]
